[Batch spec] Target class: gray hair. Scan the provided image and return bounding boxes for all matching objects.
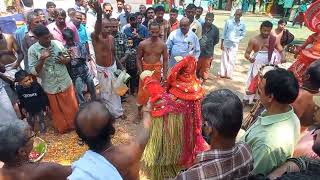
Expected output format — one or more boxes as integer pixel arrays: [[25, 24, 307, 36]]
[[26, 11, 39, 25], [0, 119, 29, 163], [201, 89, 243, 138]]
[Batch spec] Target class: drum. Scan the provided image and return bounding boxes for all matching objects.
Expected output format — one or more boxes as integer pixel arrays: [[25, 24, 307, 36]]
[[242, 64, 278, 130]]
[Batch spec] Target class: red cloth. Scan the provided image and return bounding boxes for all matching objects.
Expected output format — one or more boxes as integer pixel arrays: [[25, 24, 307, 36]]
[[142, 55, 207, 168], [137, 61, 162, 106], [168, 55, 204, 101], [288, 51, 319, 85]]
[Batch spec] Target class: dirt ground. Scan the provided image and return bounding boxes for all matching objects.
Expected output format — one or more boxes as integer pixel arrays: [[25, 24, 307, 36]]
[[39, 13, 310, 179]]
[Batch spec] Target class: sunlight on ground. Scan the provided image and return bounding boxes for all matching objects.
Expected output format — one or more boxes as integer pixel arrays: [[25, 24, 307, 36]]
[[39, 13, 309, 179]]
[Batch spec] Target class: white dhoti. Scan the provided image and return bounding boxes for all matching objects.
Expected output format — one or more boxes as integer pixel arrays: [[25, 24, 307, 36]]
[[3, 63, 18, 103], [220, 43, 239, 78], [96, 62, 123, 118], [243, 50, 282, 103]]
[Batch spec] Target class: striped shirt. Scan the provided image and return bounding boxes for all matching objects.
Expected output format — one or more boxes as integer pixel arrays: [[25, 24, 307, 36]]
[[174, 142, 253, 180]]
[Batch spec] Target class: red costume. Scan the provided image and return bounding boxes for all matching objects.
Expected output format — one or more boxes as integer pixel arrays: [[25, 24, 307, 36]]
[[289, 0, 320, 84], [142, 55, 207, 179]]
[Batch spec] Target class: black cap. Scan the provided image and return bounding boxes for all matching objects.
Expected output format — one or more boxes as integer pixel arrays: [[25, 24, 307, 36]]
[[15, 70, 29, 82]]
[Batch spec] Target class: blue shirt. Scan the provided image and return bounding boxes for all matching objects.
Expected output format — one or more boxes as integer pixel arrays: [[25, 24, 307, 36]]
[[14, 25, 28, 50], [68, 150, 123, 180], [77, 24, 88, 45], [196, 17, 205, 25], [166, 29, 200, 67], [123, 25, 149, 48], [222, 19, 246, 48], [118, 13, 128, 29]]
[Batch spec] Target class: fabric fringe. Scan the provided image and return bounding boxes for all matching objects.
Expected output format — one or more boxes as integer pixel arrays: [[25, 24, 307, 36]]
[[142, 114, 184, 180]]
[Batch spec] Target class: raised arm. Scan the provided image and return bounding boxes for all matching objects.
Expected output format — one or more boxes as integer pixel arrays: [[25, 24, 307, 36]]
[[131, 109, 151, 159], [91, 1, 103, 40], [136, 42, 144, 74], [111, 107, 152, 179]]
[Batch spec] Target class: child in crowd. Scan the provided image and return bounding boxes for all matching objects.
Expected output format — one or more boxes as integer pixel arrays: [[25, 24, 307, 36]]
[[62, 28, 96, 107], [124, 38, 139, 95], [15, 70, 49, 134]]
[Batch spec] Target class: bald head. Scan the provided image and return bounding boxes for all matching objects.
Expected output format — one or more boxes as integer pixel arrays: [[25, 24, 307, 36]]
[[75, 101, 116, 152], [101, 18, 113, 35], [180, 17, 190, 35]]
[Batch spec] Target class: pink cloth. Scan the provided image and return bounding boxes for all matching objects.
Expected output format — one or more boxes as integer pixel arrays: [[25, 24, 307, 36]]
[[47, 22, 79, 44]]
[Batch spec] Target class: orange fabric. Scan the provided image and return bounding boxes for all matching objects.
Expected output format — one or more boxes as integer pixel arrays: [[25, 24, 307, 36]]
[[196, 56, 213, 80], [47, 85, 78, 133], [137, 61, 162, 106]]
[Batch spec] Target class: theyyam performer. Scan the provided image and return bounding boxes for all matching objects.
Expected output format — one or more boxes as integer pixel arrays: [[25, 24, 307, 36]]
[[289, 0, 320, 85], [141, 55, 207, 180]]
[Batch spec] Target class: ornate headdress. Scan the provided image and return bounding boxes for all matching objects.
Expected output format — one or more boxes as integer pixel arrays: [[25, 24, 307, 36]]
[[167, 55, 204, 101]]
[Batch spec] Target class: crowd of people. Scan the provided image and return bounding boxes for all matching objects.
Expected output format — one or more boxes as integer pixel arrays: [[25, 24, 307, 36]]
[[0, 0, 320, 179]]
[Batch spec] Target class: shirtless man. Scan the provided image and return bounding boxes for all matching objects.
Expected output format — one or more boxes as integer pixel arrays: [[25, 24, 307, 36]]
[[271, 19, 294, 50], [69, 101, 151, 180], [136, 21, 168, 120], [291, 61, 320, 158], [243, 20, 284, 105], [0, 27, 23, 68], [0, 27, 23, 116], [149, 5, 170, 42], [91, 1, 124, 119]]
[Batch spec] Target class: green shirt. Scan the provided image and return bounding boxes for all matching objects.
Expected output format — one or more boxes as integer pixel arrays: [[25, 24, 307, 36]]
[[28, 40, 72, 94], [240, 107, 300, 175]]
